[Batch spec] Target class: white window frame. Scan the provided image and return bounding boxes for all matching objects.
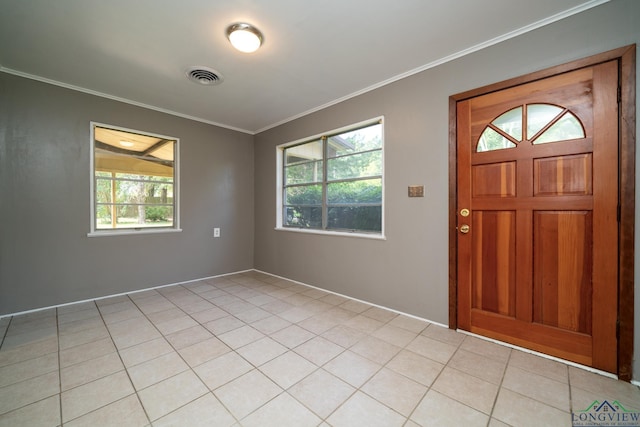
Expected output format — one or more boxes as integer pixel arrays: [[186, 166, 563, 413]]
[[88, 122, 181, 237], [276, 117, 385, 240]]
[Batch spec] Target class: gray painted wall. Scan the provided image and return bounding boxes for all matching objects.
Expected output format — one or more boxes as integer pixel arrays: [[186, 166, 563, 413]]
[[1, 0, 639, 379], [253, 0, 640, 376], [0, 73, 255, 314]]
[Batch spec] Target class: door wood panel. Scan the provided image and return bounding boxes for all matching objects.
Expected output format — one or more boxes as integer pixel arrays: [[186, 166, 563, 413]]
[[472, 211, 516, 317], [533, 211, 592, 334], [449, 45, 635, 380], [533, 154, 592, 196], [472, 163, 516, 198], [456, 60, 618, 372]]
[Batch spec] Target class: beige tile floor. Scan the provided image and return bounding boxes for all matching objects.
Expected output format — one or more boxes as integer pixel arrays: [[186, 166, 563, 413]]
[[1, 271, 639, 427]]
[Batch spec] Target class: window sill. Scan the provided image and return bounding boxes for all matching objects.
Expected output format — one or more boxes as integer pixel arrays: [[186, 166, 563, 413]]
[[87, 228, 182, 237], [274, 227, 386, 240]]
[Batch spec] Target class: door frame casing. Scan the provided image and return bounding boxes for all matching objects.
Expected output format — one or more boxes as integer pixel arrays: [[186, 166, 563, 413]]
[[448, 45, 636, 381]]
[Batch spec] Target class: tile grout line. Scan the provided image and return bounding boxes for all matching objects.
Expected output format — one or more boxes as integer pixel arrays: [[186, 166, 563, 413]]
[[490, 355, 580, 425], [567, 361, 575, 421], [173, 280, 246, 425], [0, 316, 12, 350], [99, 296, 154, 426], [56, 299, 149, 425], [397, 322, 440, 426], [245, 280, 356, 423], [457, 329, 617, 381], [0, 313, 56, 418], [7, 272, 632, 426], [180, 274, 396, 424], [126, 276, 296, 424], [301, 308, 398, 425], [196, 275, 330, 424], [132, 280, 242, 422], [309, 306, 440, 425], [402, 325, 463, 426], [501, 363, 576, 416], [211, 275, 333, 424], [334, 308, 472, 424], [123, 286, 228, 426], [486, 346, 513, 426]]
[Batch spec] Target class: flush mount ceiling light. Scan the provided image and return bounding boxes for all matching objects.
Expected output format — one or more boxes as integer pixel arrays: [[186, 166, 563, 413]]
[[226, 23, 263, 53]]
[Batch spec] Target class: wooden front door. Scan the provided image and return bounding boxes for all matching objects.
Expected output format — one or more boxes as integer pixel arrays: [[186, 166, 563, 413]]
[[456, 61, 619, 372]]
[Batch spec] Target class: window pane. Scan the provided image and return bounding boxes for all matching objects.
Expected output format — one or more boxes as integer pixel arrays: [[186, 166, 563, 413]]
[[95, 205, 112, 227], [278, 120, 383, 235], [285, 140, 323, 165], [327, 206, 382, 232], [327, 178, 382, 204], [95, 177, 113, 203], [328, 123, 382, 157], [285, 161, 323, 184], [284, 206, 322, 228], [110, 179, 173, 205], [142, 181, 173, 205], [143, 205, 173, 223], [95, 203, 173, 229], [93, 124, 178, 231], [527, 104, 564, 139], [327, 151, 381, 181], [493, 107, 522, 142], [284, 184, 322, 205], [533, 112, 585, 144], [477, 128, 516, 152]]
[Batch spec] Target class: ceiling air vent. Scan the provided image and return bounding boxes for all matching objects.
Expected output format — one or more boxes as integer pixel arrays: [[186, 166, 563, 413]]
[[186, 66, 224, 86]]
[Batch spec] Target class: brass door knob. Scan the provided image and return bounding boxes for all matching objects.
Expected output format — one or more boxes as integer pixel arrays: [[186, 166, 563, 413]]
[[459, 224, 470, 234]]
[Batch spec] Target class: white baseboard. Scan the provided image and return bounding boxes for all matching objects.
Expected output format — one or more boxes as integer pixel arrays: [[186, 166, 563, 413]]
[[0, 269, 253, 319], [2, 268, 636, 384]]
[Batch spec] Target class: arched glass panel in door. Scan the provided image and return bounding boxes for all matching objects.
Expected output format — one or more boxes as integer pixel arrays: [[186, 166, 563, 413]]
[[477, 103, 585, 152]]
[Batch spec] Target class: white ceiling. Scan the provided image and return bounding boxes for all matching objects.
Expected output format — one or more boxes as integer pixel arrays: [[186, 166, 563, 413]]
[[0, 0, 605, 134]]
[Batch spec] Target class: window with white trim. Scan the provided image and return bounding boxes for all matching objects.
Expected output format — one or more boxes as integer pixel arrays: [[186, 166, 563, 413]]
[[277, 119, 383, 235], [90, 123, 179, 235]]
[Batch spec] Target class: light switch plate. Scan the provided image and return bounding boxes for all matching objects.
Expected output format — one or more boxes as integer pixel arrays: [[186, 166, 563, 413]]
[[408, 185, 424, 197]]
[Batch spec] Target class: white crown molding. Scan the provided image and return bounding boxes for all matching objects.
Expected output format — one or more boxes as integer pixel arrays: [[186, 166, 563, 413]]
[[254, 0, 610, 134]]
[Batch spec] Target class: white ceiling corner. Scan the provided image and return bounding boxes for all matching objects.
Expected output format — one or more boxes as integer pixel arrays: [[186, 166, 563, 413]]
[[0, 0, 608, 134]]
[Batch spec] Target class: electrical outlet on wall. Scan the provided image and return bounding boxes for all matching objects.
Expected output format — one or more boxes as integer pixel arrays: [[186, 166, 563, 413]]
[[213, 228, 221, 237]]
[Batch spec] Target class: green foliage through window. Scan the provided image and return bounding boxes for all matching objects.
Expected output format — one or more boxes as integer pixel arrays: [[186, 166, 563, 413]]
[[282, 121, 383, 233]]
